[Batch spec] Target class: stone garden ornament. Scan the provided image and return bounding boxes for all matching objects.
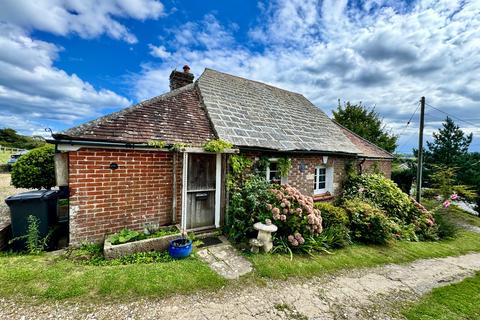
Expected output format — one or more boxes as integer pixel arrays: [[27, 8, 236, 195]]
[[252, 219, 278, 253]]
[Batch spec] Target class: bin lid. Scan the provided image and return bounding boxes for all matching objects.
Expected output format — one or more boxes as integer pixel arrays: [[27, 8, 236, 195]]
[[5, 190, 58, 204]]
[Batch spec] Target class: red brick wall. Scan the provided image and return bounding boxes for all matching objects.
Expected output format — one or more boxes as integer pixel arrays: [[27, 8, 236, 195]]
[[360, 159, 392, 178], [241, 152, 352, 197], [68, 148, 182, 244], [287, 155, 348, 196]]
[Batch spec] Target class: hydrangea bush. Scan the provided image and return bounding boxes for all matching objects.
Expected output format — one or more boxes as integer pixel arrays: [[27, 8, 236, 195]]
[[265, 185, 323, 247]]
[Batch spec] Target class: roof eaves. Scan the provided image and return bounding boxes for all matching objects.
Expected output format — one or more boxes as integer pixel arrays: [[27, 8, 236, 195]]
[[333, 120, 394, 159]]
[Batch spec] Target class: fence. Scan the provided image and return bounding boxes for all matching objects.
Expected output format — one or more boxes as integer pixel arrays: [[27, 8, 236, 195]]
[[0, 146, 25, 153]]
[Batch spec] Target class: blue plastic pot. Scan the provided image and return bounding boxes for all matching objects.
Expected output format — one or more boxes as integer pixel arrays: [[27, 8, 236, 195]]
[[168, 238, 192, 259]]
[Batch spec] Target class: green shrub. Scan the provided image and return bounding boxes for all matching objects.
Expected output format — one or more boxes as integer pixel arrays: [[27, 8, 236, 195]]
[[203, 139, 233, 152], [316, 224, 351, 249], [314, 202, 349, 228], [433, 213, 458, 239], [225, 176, 274, 243], [343, 198, 397, 245], [343, 173, 437, 240], [11, 144, 55, 189]]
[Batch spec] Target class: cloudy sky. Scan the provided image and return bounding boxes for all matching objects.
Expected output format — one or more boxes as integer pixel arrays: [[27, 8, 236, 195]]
[[0, 0, 479, 153]]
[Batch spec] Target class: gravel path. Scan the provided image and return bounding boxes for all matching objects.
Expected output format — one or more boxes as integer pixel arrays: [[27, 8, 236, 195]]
[[1, 253, 480, 320]]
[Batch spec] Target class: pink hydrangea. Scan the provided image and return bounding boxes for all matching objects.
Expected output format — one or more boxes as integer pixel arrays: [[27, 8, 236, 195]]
[[266, 204, 272, 210], [272, 207, 280, 215], [280, 214, 287, 221]]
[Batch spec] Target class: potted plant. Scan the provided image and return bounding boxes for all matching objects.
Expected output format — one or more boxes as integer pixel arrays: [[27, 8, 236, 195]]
[[168, 231, 192, 259]]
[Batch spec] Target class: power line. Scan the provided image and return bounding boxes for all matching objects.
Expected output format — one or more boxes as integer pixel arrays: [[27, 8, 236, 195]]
[[397, 101, 420, 138], [425, 103, 478, 127]]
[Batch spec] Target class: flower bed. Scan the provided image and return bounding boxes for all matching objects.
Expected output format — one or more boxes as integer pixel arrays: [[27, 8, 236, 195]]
[[104, 226, 181, 259]]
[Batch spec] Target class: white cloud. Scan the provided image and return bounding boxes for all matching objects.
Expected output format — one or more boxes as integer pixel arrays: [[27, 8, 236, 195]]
[[132, 1, 480, 152], [0, 0, 164, 44], [148, 44, 171, 59], [0, 24, 130, 129]]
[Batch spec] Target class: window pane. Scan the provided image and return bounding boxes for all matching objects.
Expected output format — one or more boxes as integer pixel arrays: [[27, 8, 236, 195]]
[[269, 162, 280, 183], [319, 182, 326, 189]]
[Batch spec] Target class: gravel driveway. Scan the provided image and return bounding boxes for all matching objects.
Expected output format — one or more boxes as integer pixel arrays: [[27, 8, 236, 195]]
[[0, 173, 29, 225], [1, 252, 479, 320]]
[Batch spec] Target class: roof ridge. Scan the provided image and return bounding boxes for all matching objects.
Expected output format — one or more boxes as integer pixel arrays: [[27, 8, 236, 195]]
[[59, 83, 196, 136], [333, 120, 394, 158], [202, 68, 305, 97]]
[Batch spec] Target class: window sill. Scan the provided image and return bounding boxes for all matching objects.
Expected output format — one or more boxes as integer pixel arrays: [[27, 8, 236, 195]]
[[312, 192, 334, 202]]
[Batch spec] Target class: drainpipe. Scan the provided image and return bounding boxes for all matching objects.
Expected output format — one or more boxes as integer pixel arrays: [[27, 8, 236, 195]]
[[172, 152, 177, 224], [358, 157, 366, 174]]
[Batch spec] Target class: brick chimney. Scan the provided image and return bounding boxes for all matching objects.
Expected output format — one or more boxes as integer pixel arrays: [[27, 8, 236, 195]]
[[169, 65, 194, 91]]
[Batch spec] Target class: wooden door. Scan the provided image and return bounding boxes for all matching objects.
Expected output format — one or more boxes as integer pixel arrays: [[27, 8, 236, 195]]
[[186, 154, 216, 229]]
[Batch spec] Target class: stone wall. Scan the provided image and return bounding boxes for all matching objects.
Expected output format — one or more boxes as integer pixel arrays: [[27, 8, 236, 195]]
[[68, 148, 183, 244]]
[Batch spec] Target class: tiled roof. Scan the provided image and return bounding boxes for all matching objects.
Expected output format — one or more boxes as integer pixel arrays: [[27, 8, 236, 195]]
[[335, 122, 394, 159], [197, 69, 359, 154], [54, 84, 215, 146]]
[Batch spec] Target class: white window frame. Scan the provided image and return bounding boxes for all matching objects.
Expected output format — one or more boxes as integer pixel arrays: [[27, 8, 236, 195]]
[[266, 158, 288, 184], [314, 165, 334, 195], [314, 165, 327, 194]]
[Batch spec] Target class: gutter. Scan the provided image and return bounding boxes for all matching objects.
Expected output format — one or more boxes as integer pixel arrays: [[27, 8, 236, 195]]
[[47, 138, 172, 152], [238, 146, 359, 157]]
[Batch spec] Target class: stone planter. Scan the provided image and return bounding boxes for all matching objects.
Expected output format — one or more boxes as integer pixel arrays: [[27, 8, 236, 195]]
[[103, 227, 181, 260]]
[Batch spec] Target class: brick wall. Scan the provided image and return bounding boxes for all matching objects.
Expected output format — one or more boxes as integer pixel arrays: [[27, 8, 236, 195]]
[[287, 155, 348, 196], [68, 148, 183, 244], [241, 152, 351, 197], [360, 159, 392, 178]]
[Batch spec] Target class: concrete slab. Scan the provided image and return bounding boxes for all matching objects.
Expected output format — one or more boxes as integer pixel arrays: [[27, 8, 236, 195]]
[[197, 236, 252, 279]]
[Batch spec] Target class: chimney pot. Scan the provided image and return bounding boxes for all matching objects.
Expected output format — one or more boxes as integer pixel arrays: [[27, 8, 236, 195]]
[[169, 65, 194, 91]]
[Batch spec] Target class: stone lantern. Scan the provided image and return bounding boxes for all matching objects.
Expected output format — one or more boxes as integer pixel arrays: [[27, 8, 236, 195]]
[[253, 219, 278, 253]]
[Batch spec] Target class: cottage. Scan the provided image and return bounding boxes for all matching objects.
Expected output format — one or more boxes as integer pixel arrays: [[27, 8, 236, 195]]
[[52, 66, 393, 244]]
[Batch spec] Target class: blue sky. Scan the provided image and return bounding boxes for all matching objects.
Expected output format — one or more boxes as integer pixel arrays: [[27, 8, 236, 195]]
[[0, 0, 479, 153]]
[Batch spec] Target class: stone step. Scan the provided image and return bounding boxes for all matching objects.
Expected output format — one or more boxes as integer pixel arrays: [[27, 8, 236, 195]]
[[196, 236, 253, 280]]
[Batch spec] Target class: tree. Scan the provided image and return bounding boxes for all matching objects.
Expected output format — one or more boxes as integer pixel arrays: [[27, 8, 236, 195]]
[[333, 101, 397, 152], [424, 117, 472, 167], [11, 144, 55, 189], [0, 128, 45, 149]]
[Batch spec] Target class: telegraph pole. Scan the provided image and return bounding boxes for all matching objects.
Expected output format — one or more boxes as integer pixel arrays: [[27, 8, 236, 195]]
[[416, 96, 425, 202]]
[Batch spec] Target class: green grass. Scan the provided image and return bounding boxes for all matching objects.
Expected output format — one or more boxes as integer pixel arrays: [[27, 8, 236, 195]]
[[0, 253, 226, 302], [0, 151, 12, 164], [403, 272, 480, 320], [249, 230, 480, 279]]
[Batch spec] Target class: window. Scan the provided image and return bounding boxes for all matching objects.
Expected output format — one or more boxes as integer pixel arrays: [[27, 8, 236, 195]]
[[266, 161, 281, 184], [314, 166, 327, 193]]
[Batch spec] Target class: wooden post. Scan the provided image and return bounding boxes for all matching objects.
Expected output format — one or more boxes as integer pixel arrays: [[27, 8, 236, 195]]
[[416, 96, 425, 202]]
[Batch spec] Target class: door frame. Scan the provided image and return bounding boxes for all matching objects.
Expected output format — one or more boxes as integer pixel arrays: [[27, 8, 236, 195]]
[[181, 151, 222, 231]]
